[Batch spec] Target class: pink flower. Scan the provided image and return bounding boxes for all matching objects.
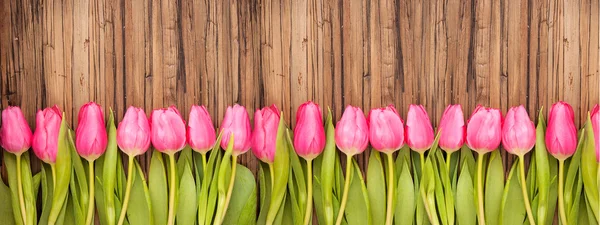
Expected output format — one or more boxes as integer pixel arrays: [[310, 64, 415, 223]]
[[502, 106, 535, 156], [466, 105, 502, 153], [545, 101, 578, 160], [405, 105, 435, 152], [591, 104, 599, 162], [117, 106, 151, 156], [76, 102, 108, 161], [0, 106, 33, 154], [187, 105, 216, 154], [150, 106, 187, 154], [220, 104, 252, 155], [438, 105, 465, 152], [335, 105, 369, 156], [294, 101, 326, 160], [368, 105, 404, 153], [252, 105, 280, 163], [32, 106, 63, 164]]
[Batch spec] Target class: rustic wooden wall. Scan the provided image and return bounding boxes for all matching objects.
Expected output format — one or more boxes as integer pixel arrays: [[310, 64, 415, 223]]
[[1, 0, 599, 174]]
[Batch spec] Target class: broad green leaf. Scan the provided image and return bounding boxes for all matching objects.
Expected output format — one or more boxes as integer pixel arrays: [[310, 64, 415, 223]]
[[484, 151, 504, 225], [197, 132, 222, 225], [149, 150, 168, 225], [266, 115, 290, 224], [0, 164, 16, 225], [68, 130, 89, 213], [95, 156, 109, 225], [460, 145, 476, 176], [534, 110, 551, 225], [48, 114, 72, 225], [286, 128, 307, 221], [500, 160, 526, 225], [223, 164, 257, 225], [395, 160, 415, 225], [204, 150, 223, 225], [102, 110, 118, 225], [367, 150, 386, 225], [580, 115, 599, 221], [394, 146, 411, 184], [176, 163, 198, 225], [39, 164, 54, 225], [344, 160, 371, 225], [257, 163, 273, 225], [177, 147, 193, 179], [127, 160, 153, 225], [214, 134, 235, 224], [565, 129, 586, 214], [16, 152, 36, 225], [456, 161, 476, 225], [68, 161, 85, 225], [320, 109, 336, 225]]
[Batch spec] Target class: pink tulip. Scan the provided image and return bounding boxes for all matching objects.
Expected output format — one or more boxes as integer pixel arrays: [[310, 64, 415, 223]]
[[252, 105, 280, 163], [0, 106, 33, 154], [502, 106, 535, 156], [150, 106, 187, 154], [32, 106, 62, 164], [187, 105, 216, 154], [466, 105, 502, 153], [368, 105, 404, 153], [117, 106, 151, 156], [75, 102, 108, 161], [294, 101, 326, 160], [438, 105, 465, 152], [335, 105, 369, 156], [591, 104, 599, 162], [220, 104, 252, 155], [405, 105, 435, 152], [545, 101, 578, 160]]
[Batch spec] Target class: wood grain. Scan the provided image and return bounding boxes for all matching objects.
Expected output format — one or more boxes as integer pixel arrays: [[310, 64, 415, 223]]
[[1, 0, 598, 175]]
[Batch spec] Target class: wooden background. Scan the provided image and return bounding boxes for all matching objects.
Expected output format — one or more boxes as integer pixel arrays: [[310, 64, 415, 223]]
[[1, 0, 599, 175]]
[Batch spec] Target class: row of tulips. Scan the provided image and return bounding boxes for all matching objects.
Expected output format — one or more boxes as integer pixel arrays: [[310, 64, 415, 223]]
[[0, 101, 598, 225]]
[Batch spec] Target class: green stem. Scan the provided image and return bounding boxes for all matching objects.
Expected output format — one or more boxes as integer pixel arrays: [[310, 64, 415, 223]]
[[117, 155, 135, 225], [558, 159, 567, 225], [420, 152, 425, 175], [85, 160, 96, 225], [269, 163, 275, 189], [477, 153, 486, 225], [220, 154, 238, 222], [446, 152, 452, 174], [303, 159, 314, 225], [167, 153, 177, 225], [335, 154, 354, 225], [50, 163, 57, 189], [15, 153, 27, 225], [201, 153, 208, 174], [518, 155, 535, 225], [385, 153, 395, 225]]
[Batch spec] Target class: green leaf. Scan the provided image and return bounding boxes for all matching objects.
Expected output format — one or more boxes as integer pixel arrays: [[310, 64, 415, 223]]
[[484, 151, 504, 225], [127, 160, 153, 225], [223, 164, 257, 225], [266, 115, 290, 224], [534, 110, 551, 225], [395, 160, 415, 225], [580, 114, 599, 221], [215, 134, 235, 223], [102, 110, 118, 225], [0, 165, 16, 225], [456, 161, 476, 225], [198, 132, 223, 225], [48, 114, 72, 225], [68, 130, 89, 212], [500, 160, 526, 225], [177, 147, 194, 179], [320, 109, 336, 225], [149, 150, 168, 225], [39, 164, 54, 225], [176, 163, 198, 225], [204, 150, 223, 225], [367, 150, 386, 225], [394, 146, 411, 182], [95, 156, 109, 225], [257, 163, 273, 225], [344, 160, 371, 225], [565, 128, 586, 215]]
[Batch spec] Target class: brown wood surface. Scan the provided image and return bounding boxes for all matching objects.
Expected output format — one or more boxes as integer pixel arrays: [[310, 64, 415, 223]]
[[1, 0, 599, 175]]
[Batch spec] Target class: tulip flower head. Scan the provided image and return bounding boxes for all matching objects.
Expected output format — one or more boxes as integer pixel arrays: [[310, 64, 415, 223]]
[[117, 106, 151, 156], [466, 105, 502, 153], [0, 106, 33, 154], [545, 101, 578, 160], [252, 105, 280, 163], [187, 105, 216, 154], [220, 104, 252, 155], [405, 105, 435, 152], [590, 104, 599, 162], [368, 105, 404, 153], [294, 101, 326, 160], [32, 106, 63, 164], [502, 106, 535, 156], [150, 106, 187, 154], [438, 104, 465, 152], [76, 102, 108, 161], [335, 105, 369, 156]]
